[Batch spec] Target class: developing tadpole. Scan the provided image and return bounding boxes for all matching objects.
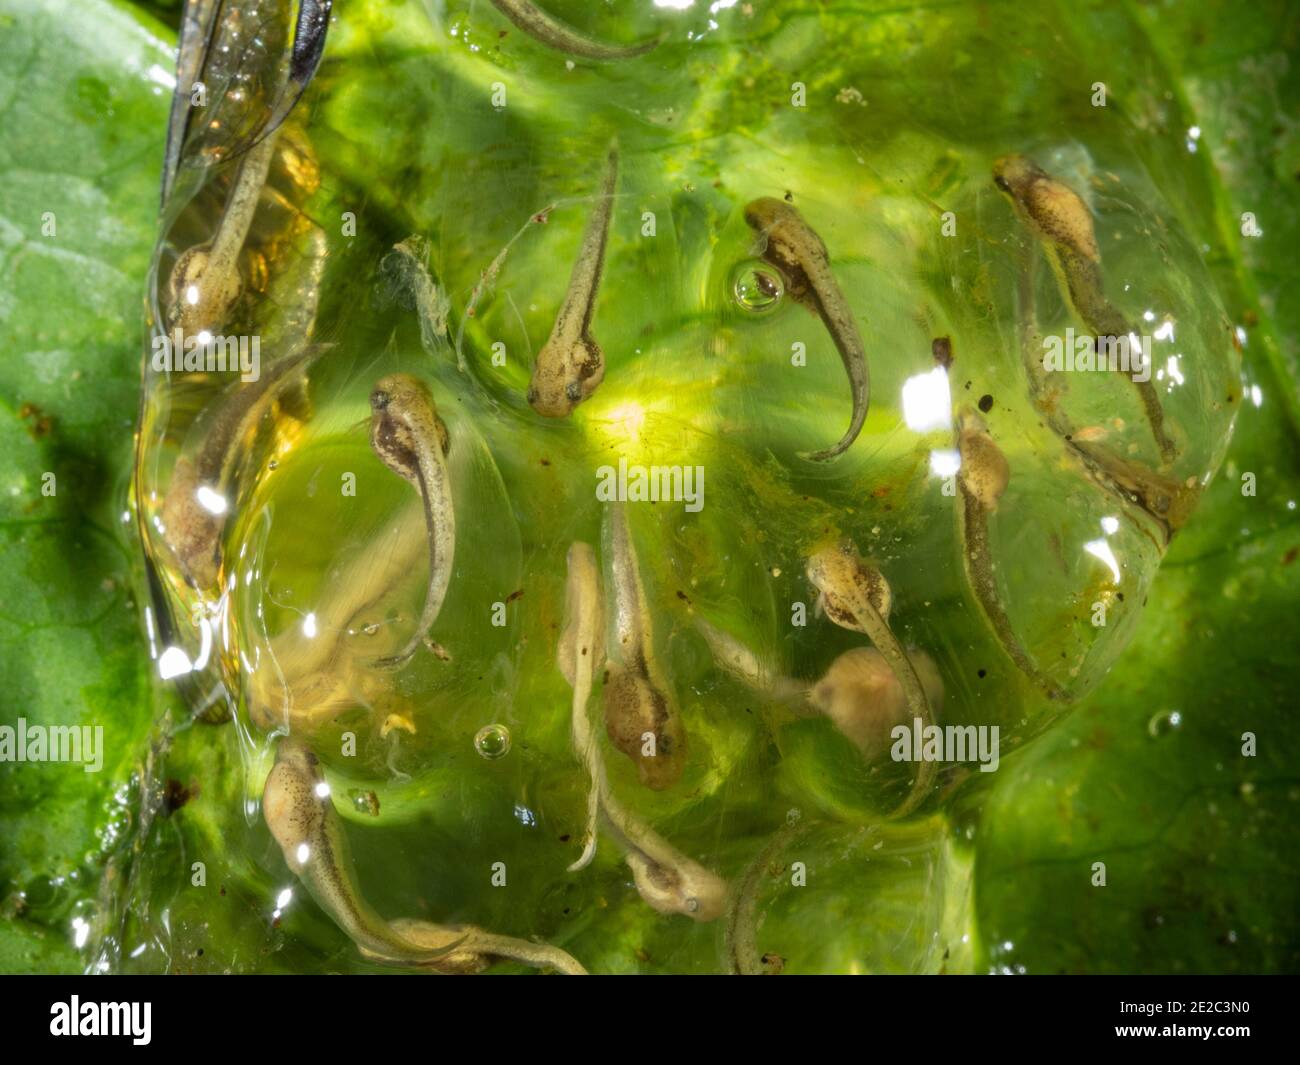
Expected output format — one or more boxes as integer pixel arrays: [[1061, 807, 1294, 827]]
[[558, 542, 606, 871], [992, 153, 1177, 464], [366, 374, 456, 669], [954, 409, 1067, 700], [527, 142, 618, 417], [805, 541, 938, 817], [600, 504, 687, 790], [744, 196, 870, 462], [166, 133, 280, 335], [262, 738, 469, 966], [160, 342, 322, 592], [557, 541, 727, 919]]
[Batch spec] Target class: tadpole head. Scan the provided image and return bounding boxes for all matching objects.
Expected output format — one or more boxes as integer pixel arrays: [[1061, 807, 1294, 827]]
[[743, 196, 786, 234], [991, 154, 1040, 199], [370, 388, 390, 412]]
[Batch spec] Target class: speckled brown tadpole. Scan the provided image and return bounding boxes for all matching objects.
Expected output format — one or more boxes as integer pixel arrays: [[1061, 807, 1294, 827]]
[[527, 143, 618, 417], [601, 506, 687, 790], [954, 408, 1068, 700], [744, 197, 869, 462], [805, 540, 937, 816], [262, 738, 470, 966], [992, 153, 1177, 464], [367, 373, 455, 668]]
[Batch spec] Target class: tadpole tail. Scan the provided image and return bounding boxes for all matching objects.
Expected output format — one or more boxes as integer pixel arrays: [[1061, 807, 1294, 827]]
[[1132, 375, 1178, 464], [490, 0, 662, 61], [798, 295, 870, 463], [463, 931, 589, 975], [798, 378, 868, 462], [725, 820, 805, 975], [844, 597, 938, 818], [958, 491, 1069, 702]]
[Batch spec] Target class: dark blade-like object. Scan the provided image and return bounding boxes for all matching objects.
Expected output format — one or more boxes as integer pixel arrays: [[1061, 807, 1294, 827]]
[[160, 0, 220, 206], [223, 0, 333, 161]]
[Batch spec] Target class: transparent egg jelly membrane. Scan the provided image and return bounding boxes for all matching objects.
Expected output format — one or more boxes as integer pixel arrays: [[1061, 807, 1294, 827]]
[[123, 0, 1238, 973]]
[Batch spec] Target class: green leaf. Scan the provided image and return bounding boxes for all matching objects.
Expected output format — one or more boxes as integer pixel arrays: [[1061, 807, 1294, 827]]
[[0, 0, 171, 971]]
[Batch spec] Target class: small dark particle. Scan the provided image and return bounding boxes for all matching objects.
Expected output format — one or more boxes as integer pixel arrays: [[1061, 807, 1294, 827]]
[[505, 588, 525, 604], [977, 668, 987, 679], [540, 457, 551, 466], [559, 834, 571, 843], [17, 402, 53, 439], [932, 336, 953, 369], [978, 394, 994, 413], [783, 190, 793, 202], [1283, 546, 1299, 566], [162, 777, 194, 815], [964, 380, 972, 390]]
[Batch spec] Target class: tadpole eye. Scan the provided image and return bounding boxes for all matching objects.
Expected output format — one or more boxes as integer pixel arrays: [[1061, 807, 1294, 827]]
[[685, 897, 700, 913], [370, 389, 390, 410], [526, 387, 539, 405], [565, 382, 582, 402], [994, 175, 1011, 192]]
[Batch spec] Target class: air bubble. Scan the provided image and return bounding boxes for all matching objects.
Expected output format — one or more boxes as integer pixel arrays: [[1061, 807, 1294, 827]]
[[349, 789, 380, 816], [474, 724, 511, 760], [1147, 709, 1182, 738], [730, 260, 785, 314]]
